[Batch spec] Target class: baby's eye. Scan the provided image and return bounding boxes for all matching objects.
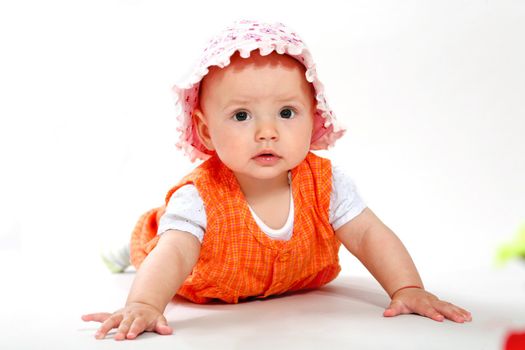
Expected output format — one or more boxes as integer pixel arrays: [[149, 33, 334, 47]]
[[233, 111, 250, 121], [279, 108, 295, 119]]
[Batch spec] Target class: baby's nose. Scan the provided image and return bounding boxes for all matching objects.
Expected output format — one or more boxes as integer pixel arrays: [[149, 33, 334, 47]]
[[256, 121, 279, 141]]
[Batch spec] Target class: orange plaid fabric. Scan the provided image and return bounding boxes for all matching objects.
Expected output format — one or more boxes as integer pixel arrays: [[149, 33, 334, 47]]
[[130, 152, 341, 304]]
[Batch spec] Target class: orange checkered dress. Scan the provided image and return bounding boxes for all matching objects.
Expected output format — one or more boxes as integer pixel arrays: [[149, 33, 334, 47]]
[[130, 152, 341, 304]]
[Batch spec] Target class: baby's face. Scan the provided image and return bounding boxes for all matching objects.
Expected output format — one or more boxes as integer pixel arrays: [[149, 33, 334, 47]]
[[195, 52, 315, 185]]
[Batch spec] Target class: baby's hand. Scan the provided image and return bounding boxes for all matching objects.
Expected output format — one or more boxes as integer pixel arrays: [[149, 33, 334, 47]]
[[81, 302, 173, 340], [383, 288, 472, 323]]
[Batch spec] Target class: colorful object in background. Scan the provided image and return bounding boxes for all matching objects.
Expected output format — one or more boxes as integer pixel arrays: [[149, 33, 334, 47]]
[[497, 223, 525, 265], [504, 331, 525, 350], [498, 223, 525, 350]]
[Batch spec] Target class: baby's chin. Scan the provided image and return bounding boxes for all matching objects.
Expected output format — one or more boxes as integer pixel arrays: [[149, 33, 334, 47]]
[[230, 165, 291, 185]]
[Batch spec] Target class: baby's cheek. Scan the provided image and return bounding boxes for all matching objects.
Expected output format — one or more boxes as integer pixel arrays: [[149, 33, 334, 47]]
[[214, 138, 245, 163]]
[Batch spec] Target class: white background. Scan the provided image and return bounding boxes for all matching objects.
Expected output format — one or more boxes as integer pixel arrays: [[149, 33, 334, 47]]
[[1, 0, 524, 281]]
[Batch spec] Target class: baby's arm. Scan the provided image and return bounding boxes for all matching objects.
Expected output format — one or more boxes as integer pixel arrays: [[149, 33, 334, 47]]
[[336, 208, 471, 323], [82, 229, 201, 340]]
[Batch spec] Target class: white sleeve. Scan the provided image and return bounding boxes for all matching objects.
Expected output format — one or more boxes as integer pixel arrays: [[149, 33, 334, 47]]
[[329, 164, 367, 230], [157, 184, 207, 243]]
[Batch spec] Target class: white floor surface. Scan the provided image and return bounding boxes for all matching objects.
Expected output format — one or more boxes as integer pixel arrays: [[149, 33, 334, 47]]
[[1, 250, 523, 350]]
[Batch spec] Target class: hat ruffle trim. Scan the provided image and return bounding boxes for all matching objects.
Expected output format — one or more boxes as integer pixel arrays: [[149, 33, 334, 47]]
[[173, 43, 345, 162]]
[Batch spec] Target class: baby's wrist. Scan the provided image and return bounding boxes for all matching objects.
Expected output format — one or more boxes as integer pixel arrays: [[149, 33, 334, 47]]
[[125, 300, 162, 313], [389, 285, 423, 299]]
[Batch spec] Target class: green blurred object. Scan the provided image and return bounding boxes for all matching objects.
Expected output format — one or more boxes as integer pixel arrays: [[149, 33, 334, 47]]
[[497, 223, 525, 265]]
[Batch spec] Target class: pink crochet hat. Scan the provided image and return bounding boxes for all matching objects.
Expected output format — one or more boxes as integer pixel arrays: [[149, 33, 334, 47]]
[[173, 20, 346, 162]]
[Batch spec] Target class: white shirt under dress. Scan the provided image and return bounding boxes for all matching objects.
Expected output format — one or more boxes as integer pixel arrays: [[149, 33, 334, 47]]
[[157, 164, 366, 242]]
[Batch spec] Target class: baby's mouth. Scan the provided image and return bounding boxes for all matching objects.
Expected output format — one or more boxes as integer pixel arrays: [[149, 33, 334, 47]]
[[253, 150, 281, 159], [252, 150, 282, 164]]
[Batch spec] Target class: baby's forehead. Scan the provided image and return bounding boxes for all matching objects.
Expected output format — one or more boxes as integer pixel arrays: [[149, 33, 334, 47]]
[[202, 51, 310, 94]]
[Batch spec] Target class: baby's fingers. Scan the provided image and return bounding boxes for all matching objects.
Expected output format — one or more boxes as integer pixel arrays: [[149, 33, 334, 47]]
[[81, 312, 112, 323], [418, 304, 445, 322], [433, 301, 472, 323], [383, 300, 410, 317], [154, 316, 173, 335], [115, 318, 134, 341], [95, 314, 123, 339], [126, 317, 147, 340], [457, 307, 472, 322], [117, 315, 172, 340]]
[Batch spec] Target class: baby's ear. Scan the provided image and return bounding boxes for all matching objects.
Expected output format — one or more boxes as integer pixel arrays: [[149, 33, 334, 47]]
[[193, 109, 215, 151]]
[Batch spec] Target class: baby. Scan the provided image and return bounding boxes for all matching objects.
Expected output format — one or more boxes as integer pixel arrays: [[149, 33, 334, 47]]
[[82, 20, 472, 340]]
